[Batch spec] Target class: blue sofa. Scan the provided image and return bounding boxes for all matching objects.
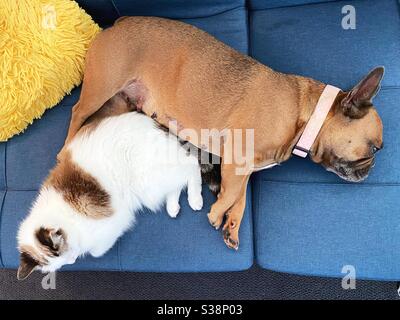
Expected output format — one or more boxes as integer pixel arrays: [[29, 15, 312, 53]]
[[1, 0, 399, 280]]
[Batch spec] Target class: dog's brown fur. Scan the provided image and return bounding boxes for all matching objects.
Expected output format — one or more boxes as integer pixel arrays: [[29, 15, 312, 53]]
[[63, 17, 384, 249]]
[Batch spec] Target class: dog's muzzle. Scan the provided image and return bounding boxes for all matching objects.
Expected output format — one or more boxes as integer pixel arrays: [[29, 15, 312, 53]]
[[329, 157, 375, 182]]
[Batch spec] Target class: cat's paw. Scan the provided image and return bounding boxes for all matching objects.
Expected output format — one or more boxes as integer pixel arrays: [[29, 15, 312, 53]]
[[167, 201, 180, 218], [189, 193, 203, 211]]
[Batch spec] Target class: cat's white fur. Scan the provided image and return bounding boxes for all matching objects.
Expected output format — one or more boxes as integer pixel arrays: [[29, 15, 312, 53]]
[[18, 112, 203, 273]]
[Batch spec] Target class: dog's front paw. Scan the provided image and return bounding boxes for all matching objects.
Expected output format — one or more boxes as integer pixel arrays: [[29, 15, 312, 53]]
[[167, 201, 180, 218], [207, 210, 224, 230], [188, 193, 203, 211]]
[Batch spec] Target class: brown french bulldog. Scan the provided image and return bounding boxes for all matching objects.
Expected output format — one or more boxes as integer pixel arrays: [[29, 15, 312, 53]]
[[63, 17, 384, 249]]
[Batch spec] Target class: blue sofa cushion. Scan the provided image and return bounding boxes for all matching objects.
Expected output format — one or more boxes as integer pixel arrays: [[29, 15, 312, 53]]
[[250, 0, 400, 280], [77, 0, 245, 26], [250, 0, 400, 88], [249, 0, 338, 10], [111, 0, 244, 19], [1, 188, 253, 272], [253, 181, 400, 280], [6, 99, 76, 191], [0, 144, 5, 190], [0, 10, 253, 271]]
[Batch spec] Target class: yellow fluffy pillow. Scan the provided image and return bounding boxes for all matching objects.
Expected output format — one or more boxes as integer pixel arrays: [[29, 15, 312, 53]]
[[0, 0, 101, 141]]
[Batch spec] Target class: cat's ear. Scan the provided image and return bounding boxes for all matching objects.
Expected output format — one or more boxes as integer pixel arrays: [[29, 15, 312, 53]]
[[36, 227, 65, 255], [17, 252, 38, 280]]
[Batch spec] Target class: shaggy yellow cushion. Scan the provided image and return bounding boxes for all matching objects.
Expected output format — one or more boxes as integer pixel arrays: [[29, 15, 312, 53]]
[[0, 0, 101, 141]]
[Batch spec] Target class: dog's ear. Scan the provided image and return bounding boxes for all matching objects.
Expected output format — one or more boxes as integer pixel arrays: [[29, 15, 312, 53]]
[[36, 227, 65, 256], [341, 66, 385, 119], [17, 252, 38, 280]]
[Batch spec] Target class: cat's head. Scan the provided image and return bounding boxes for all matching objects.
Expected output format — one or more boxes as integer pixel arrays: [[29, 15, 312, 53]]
[[16, 190, 79, 280]]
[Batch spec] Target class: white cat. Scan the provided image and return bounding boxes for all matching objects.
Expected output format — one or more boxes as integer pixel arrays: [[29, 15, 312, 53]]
[[16, 96, 205, 279]]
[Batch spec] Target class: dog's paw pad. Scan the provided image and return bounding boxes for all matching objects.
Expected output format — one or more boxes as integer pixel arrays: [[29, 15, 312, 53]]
[[223, 226, 239, 250], [207, 213, 222, 230]]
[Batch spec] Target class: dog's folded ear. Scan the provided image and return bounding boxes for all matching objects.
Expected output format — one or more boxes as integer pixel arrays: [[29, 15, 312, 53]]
[[341, 66, 385, 119], [17, 252, 39, 280]]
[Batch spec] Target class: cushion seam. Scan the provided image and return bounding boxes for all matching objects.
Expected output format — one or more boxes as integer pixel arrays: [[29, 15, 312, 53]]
[[1, 142, 6, 267], [0, 191, 6, 268], [181, 5, 246, 20], [108, 3, 246, 21], [397, 0, 400, 20], [250, 0, 347, 11], [247, 182, 255, 261], [257, 262, 400, 282], [381, 86, 400, 91], [5, 189, 40, 192], [4, 142, 7, 189], [257, 180, 400, 187], [245, 0, 251, 56], [109, 0, 122, 17], [117, 239, 122, 271], [255, 179, 262, 260]]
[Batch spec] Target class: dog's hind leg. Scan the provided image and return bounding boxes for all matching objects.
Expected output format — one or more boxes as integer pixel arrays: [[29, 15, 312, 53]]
[[221, 177, 249, 250], [207, 163, 250, 232], [64, 36, 133, 145], [207, 131, 252, 241], [65, 80, 118, 145]]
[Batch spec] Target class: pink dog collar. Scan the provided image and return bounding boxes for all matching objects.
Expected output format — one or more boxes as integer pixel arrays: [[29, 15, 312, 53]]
[[293, 85, 341, 158]]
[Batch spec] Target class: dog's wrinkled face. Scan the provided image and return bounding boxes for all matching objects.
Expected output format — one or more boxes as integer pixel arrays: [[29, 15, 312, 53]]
[[312, 67, 384, 182]]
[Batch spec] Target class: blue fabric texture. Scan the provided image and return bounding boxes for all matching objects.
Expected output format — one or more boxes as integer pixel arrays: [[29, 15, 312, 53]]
[[249, 0, 338, 10], [250, 0, 400, 89], [77, 0, 245, 26], [253, 181, 400, 281], [0, 0, 399, 279], [251, 0, 400, 280], [117, 187, 253, 272], [111, 0, 245, 19], [0, 192, 5, 267], [74, 0, 120, 26], [0, 144, 5, 190]]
